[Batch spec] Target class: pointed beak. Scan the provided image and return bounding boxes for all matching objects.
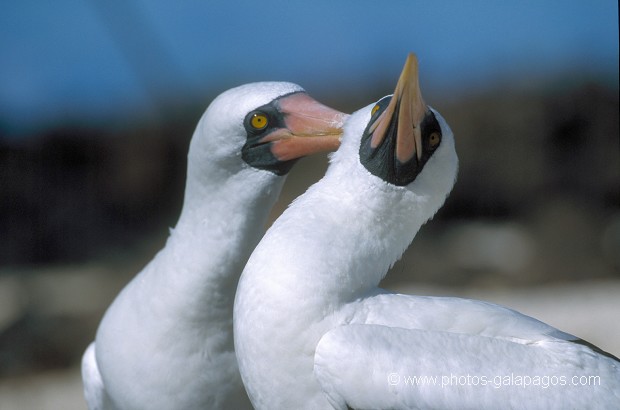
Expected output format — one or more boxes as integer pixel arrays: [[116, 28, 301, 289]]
[[369, 53, 427, 163], [260, 93, 347, 161]]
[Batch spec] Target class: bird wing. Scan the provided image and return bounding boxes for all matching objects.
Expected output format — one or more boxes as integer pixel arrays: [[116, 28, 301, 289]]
[[314, 324, 620, 410], [81, 342, 116, 410], [351, 291, 577, 344]]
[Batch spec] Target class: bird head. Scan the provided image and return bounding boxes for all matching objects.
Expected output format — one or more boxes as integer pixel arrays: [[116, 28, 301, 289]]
[[333, 54, 457, 202], [190, 82, 347, 177]]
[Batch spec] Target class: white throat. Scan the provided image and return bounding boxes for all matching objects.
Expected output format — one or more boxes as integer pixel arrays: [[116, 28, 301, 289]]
[[156, 161, 283, 323]]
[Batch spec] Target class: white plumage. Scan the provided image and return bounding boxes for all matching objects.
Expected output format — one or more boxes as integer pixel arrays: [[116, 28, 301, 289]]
[[233, 55, 620, 409], [81, 82, 345, 410]]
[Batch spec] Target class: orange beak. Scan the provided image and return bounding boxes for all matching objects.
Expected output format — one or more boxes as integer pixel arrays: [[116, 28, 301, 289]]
[[369, 53, 427, 163], [260, 93, 347, 161]]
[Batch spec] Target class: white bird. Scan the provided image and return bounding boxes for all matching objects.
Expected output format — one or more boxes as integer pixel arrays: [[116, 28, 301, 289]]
[[233, 55, 620, 410], [81, 82, 346, 410]]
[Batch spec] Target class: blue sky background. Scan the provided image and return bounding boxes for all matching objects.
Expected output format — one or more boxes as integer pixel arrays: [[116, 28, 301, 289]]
[[1, 0, 618, 136]]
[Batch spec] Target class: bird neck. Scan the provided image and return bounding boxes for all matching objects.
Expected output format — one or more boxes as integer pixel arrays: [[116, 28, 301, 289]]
[[242, 165, 437, 313], [234, 164, 449, 409], [155, 163, 284, 323], [234, 167, 438, 409]]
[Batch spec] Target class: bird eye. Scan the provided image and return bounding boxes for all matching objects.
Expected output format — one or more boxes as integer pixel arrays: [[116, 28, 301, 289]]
[[371, 104, 380, 116], [429, 132, 441, 147], [250, 113, 269, 130]]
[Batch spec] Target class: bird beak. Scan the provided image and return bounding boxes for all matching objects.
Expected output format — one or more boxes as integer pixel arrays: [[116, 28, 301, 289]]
[[260, 93, 347, 161], [369, 53, 427, 163]]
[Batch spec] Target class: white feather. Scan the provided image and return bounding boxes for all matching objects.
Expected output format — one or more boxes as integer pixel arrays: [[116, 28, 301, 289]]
[[234, 102, 620, 409]]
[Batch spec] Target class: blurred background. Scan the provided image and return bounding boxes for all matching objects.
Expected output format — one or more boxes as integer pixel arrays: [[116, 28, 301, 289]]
[[1, 1, 618, 408]]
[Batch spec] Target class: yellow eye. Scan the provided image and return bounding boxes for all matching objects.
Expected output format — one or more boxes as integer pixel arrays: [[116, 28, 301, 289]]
[[371, 104, 380, 116], [250, 113, 268, 130], [429, 132, 441, 147]]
